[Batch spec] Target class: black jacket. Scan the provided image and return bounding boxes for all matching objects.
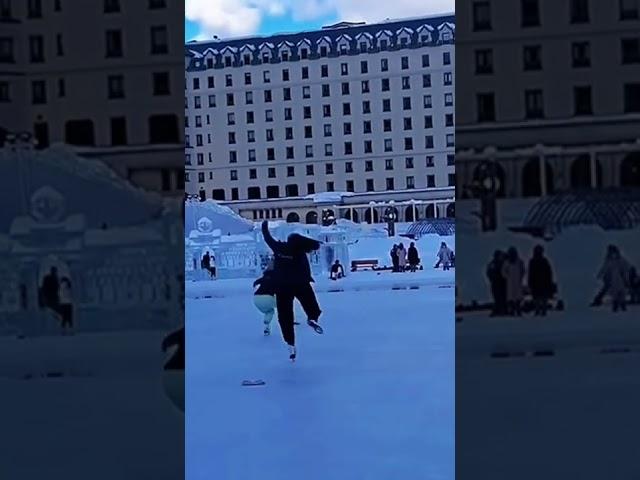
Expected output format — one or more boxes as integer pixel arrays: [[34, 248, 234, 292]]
[[408, 246, 420, 265], [261, 221, 320, 287], [253, 271, 276, 296], [528, 256, 554, 297]]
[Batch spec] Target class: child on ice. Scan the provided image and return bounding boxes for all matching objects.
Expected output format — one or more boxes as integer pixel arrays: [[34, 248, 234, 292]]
[[253, 260, 277, 336]]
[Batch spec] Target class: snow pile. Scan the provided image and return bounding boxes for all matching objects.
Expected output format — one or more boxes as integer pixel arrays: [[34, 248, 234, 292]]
[[185, 199, 254, 235], [304, 191, 355, 203]]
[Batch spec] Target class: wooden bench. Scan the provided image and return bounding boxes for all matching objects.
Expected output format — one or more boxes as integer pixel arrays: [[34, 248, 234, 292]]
[[351, 259, 379, 272]]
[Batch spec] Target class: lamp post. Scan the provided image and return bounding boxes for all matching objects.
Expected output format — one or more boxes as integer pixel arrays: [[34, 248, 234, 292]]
[[383, 203, 397, 237]]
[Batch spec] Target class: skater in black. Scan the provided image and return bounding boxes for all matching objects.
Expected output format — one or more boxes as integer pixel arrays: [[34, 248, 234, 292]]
[[527, 245, 554, 316], [407, 242, 420, 272], [201, 251, 216, 278], [486, 250, 507, 316], [261, 220, 323, 360], [390, 244, 399, 272]]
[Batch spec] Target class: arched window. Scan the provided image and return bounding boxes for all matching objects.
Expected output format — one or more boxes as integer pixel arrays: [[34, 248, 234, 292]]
[[305, 211, 318, 224], [522, 157, 555, 197], [286, 212, 300, 223]]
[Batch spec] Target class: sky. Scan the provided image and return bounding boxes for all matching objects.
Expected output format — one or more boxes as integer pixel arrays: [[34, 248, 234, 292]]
[[185, 0, 454, 42]]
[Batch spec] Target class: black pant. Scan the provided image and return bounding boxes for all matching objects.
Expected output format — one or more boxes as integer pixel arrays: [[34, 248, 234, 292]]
[[59, 304, 73, 328], [276, 283, 322, 346]]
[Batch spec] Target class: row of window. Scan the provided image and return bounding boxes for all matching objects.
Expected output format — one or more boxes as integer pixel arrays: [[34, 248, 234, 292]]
[[472, 0, 640, 31], [474, 38, 640, 74], [188, 52, 451, 90], [476, 83, 640, 121], [0, 27, 169, 63], [4, 0, 167, 19], [187, 155, 455, 174], [187, 113, 454, 132], [191, 93, 454, 114], [187, 175, 456, 199], [187, 133, 455, 158]]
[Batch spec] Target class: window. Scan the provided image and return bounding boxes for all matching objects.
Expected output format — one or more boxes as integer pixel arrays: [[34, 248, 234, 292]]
[[326, 181, 335, 192], [198, 173, 205, 184], [325, 144, 333, 156], [265, 110, 274, 122], [107, 75, 124, 99], [422, 54, 430, 67], [473, 1, 492, 31], [0, 37, 15, 62], [345, 162, 354, 173], [300, 48, 308, 59], [303, 86, 311, 98], [427, 175, 436, 187], [574, 86, 593, 115], [29, 35, 44, 63], [307, 183, 316, 194], [523, 45, 542, 70], [448, 174, 456, 187], [195, 116, 202, 128], [286, 146, 294, 158], [104, 0, 125, 12], [404, 118, 413, 130], [384, 119, 392, 132], [321, 65, 329, 77], [521, 0, 541, 27], [248, 130, 256, 142], [443, 72, 453, 85], [266, 186, 280, 198], [361, 80, 370, 93], [0, 81, 10, 102], [570, 0, 590, 23], [406, 176, 415, 189], [572, 41, 591, 67], [196, 134, 203, 146], [402, 77, 411, 89], [268, 168, 276, 178], [110, 117, 127, 145], [363, 101, 371, 114], [445, 113, 454, 127], [525, 89, 544, 118], [443, 52, 451, 65], [366, 179, 374, 191], [342, 82, 350, 95], [386, 178, 395, 190], [361, 60, 368, 73], [380, 39, 388, 50], [477, 93, 495, 121], [320, 45, 328, 57], [245, 91, 253, 104], [364, 120, 372, 134], [381, 58, 389, 71], [445, 93, 454, 106], [283, 87, 291, 101], [425, 115, 433, 128], [153, 72, 170, 95], [344, 122, 352, 135], [150, 26, 168, 54], [227, 112, 235, 125], [247, 111, 255, 124], [303, 106, 311, 119], [244, 72, 252, 85], [305, 125, 313, 138], [323, 105, 331, 117], [287, 166, 295, 177], [230, 170, 238, 181], [381, 99, 391, 112], [192, 77, 200, 90], [346, 180, 355, 192], [365, 161, 373, 172], [624, 83, 640, 112], [324, 124, 332, 137], [306, 165, 314, 175], [247, 187, 261, 200], [401, 56, 409, 70], [425, 156, 435, 167], [106, 30, 123, 57], [447, 154, 455, 166], [322, 84, 331, 97], [446, 134, 455, 147], [229, 150, 237, 162], [343, 103, 352, 115], [475, 49, 493, 74], [301, 67, 308, 79], [264, 70, 271, 83], [403, 97, 412, 110], [227, 93, 235, 106], [194, 96, 201, 109], [305, 145, 313, 158], [384, 139, 393, 152], [406, 157, 414, 168], [326, 163, 334, 174], [282, 69, 290, 81], [344, 142, 353, 155], [249, 149, 257, 161], [249, 169, 257, 180], [285, 107, 293, 120], [620, 0, 639, 20], [225, 74, 233, 87], [28, 0, 43, 17], [341, 63, 348, 75], [281, 51, 289, 61], [404, 137, 414, 150], [425, 136, 434, 148], [56, 34, 64, 56], [622, 38, 640, 64], [264, 90, 272, 102], [382, 78, 390, 91]]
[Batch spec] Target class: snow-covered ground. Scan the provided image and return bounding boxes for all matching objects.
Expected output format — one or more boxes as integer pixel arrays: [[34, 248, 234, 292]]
[[186, 282, 454, 480]]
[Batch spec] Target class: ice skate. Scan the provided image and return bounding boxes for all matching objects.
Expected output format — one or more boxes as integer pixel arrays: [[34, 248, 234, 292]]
[[263, 324, 271, 336], [307, 319, 324, 334], [288, 344, 296, 361]]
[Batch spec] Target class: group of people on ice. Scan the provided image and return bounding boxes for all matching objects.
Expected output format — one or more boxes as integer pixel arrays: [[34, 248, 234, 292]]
[[390, 241, 454, 273], [252, 221, 324, 361]]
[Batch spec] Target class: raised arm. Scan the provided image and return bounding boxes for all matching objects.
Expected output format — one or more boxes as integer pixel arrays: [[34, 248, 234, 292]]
[[261, 220, 283, 253]]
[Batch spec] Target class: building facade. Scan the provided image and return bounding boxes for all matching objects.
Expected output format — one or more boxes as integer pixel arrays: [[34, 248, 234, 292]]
[[456, 0, 640, 199], [0, 0, 184, 195], [184, 15, 456, 221]]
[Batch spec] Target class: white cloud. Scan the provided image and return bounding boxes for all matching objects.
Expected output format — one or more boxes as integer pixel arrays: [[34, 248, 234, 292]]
[[186, 0, 454, 40]]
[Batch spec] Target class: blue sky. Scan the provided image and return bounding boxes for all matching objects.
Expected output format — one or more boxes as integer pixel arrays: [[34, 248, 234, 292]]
[[184, 0, 453, 43]]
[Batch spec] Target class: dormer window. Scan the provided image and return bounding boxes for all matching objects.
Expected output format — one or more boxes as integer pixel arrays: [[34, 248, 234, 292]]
[[300, 48, 308, 59], [320, 46, 327, 56], [206, 58, 213, 68], [380, 39, 388, 50], [359, 42, 367, 52], [339, 44, 347, 54], [282, 50, 289, 61], [262, 52, 269, 62], [224, 55, 232, 66], [421, 34, 429, 43], [441, 30, 453, 41], [400, 37, 408, 46], [243, 54, 251, 64]]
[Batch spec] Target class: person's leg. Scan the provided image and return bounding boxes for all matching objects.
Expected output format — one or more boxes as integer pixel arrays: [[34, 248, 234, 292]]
[[275, 291, 295, 346], [296, 283, 322, 321]]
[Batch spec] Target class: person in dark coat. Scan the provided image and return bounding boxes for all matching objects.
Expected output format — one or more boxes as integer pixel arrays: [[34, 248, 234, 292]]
[[390, 244, 399, 272], [41, 266, 60, 311], [261, 220, 323, 360], [528, 245, 554, 316], [486, 250, 507, 316], [407, 242, 420, 272], [329, 260, 345, 280], [253, 261, 277, 335]]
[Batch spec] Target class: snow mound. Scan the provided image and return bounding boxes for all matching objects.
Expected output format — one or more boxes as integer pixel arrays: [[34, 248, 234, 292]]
[[185, 200, 254, 235]]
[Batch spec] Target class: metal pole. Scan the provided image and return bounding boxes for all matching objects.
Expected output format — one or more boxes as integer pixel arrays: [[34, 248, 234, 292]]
[[539, 152, 547, 197], [589, 150, 597, 188]]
